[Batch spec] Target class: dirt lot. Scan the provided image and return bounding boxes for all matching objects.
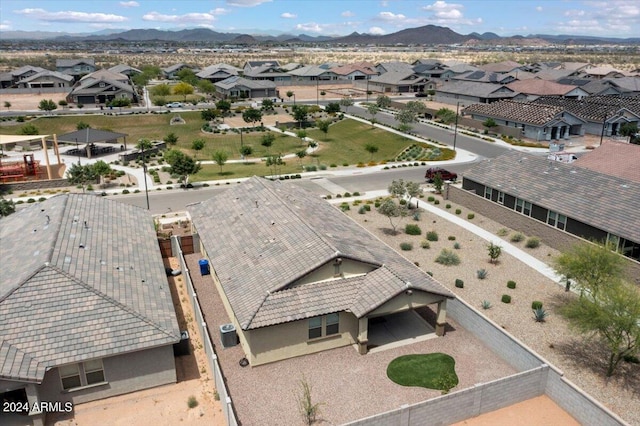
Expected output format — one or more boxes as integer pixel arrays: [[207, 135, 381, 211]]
[[1, 92, 69, 111]]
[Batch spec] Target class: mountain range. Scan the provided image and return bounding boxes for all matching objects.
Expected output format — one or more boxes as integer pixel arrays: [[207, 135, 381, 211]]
[[1, 25, 638, 45]]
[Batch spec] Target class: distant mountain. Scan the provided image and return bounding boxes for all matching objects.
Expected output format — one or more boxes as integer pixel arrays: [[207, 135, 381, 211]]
[[1, 25, 637, 45]]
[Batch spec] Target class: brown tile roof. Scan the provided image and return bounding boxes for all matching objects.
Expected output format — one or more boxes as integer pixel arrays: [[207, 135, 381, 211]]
[[188, 177, 453, 331], [506, 79, 578, 96], [480, 60, 522, 73], [463, 100, 565, 125], [0, 195, 180, 382], [573, 140, 640, 183], [532, 95, 640, 121]]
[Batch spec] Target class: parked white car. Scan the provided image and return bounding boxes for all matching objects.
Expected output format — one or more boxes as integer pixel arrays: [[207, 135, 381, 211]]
[[166, 102, 183, 108]]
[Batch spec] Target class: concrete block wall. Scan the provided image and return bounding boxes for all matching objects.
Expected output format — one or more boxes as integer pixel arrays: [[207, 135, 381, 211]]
[[446, 185, 640, 283], [447, 298, 544, 371], [3, 178, 70, 192]]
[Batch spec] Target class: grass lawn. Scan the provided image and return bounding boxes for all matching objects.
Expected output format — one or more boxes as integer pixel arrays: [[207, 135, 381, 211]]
[[387, 353, 459, 391]]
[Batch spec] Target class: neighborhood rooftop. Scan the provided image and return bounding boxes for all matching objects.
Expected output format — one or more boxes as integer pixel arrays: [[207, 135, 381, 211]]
[[462, 100, 565, 125]]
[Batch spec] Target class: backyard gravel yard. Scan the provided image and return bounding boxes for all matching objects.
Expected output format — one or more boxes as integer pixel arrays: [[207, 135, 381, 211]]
[[344, 193, 639, 426]]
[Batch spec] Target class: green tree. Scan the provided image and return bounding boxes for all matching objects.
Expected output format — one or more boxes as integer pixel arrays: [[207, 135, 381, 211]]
[[620, 122, 638, 143], [295, 150, 307, 166], [150, 84, 171, 97], [76, 121, 91, 130], [242, 107, 263, 127], [201, 108, 219, 122], [176, 68, 199, 86], [339, 97, 354, 113], [164, 132, 178, 145], [173, 81, 194, 101], [292, 105, 309, 128], [405, 181, 422, 207], [436, 107, 457, 125], [266, 154, 284, 178], [66, 163, 97, 192], [0, 196, 15, 217], [367, 104, 380, 127], [18, 123, 39, 135], [216, 99, 231, 121], [432, 173, 444, 194], [561, 277, 640, 377], [136, 138, 154, 152], [483, 118, 498, 130], [240, 145, 253, 160], [286, 90, 295, 103], [164, 149, 201, 186], [133, 65, 162, 86], [197, 79, 216, 97], [396, 109, 417, 130], [212, 150, 228, 173], [377, 198, 407, 234], [388, 179, 422, 204], [316, 119, 331, 137], [107, 98, 131, 108], [325, 102, 340, 114], [191, 138, 206, 158], [376, 95, 391, 108], [92, 160, 112, 187], [261, 98, 274, 111], [4, 101, 11, 110], [38, 99, 57, 113], [487, 242, 502, 264], [296, 129, 307, 140], [365, 143, 378, 160], [261, 133, 275, 150], [405, 100, 427, 116]]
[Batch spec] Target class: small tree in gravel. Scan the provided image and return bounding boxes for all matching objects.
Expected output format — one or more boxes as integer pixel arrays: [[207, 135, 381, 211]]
[[487, 242, 502, 264], [296, 376, 323, 425], [377, 198, 407, 234]]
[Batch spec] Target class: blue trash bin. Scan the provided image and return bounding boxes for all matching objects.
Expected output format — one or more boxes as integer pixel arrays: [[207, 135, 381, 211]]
[[198, 259, 210, 276]]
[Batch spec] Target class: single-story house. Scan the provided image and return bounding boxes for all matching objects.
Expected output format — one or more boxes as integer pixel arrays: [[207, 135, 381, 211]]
[[573, 140, 640, 183], [479, 60, 523, 74], [531, 95, 640, 136], [330, 63, 377, 81], [462, 100, 585, 141], [286, 65, 338, 82], [55, 59, 96, 80], [187, 177, 454, 366], [196, 63, 241, 83], [67, 70, 137, 105], [0, 195, 181, 426], [214, 76, 277, 99], [461, 151, 640, 262], [374, 61, 414, 75], [162, 63, 197, 80], [505, 79, 589, 101], [366, 71, 431, 93], [435, 81, 522, 106], [15, 70, 74, 89]]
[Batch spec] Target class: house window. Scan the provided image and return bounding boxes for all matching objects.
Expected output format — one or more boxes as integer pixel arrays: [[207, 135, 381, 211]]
[[484, 187, 492, 200], [326, 313, 339, 335], [308, 317, 322, 339], [59, 360, 105, 390], [515, 198, 532, 216], [496, 191, 504, 205], [547, 211, 567, 230]]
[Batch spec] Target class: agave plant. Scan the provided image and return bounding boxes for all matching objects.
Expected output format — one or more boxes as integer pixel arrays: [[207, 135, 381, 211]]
[[477, 268, 488, 279], [481, 300, 492, 310], [533, 307, 548, 323]]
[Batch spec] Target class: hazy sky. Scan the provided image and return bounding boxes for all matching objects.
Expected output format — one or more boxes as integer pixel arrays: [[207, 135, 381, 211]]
[[1, 0, 638, 38]]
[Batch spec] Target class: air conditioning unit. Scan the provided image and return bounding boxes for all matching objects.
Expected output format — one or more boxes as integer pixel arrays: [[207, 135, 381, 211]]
[[220, 323, 238, 348]]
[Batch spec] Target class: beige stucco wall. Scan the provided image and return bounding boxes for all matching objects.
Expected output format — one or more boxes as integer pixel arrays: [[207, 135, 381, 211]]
[[246, 312, 358, 366], [368, 291, 443, 317], [292, 258, 376, 287]]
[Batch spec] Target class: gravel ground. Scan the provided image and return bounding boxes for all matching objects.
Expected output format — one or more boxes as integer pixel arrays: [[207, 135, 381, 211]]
[[344, 194, 639, 426], [186, 253, 517, 426]]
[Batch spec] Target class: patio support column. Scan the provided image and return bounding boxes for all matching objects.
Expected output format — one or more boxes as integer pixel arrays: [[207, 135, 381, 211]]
[[25, 383, 45, 426], [357, 317, 368, 355], [53, 134, 61, 164], [435, 299, 448, 337], [40, 136, 52, 180]]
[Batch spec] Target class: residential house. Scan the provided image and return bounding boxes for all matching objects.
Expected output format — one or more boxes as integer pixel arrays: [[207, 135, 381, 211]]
[[55, 59, 96, 81], [187, 177, 454, 366], [108, 64, 142, 77], [435, 81, 521, 106], [479, 60, 522, 74], [14, 70, 74, 89], [196, 63, 241, 83], [575, 66, 626, 80], [330, 63, 377, 81], [366, 71, 431, 94], [214, 76, 277, 99], [505, 79, 589, 101], [462, 100, 585, 141], [573, 140, 640, 183], [374, 61, 414, 75], [531, 95, 640, 136], [412, 62, 449, 79], [0, 195, 181, 426], [242, 60, 291, 82], [461, 151, 640, 262], [67, 69, 137, 105], [452, 70, 522, 84], [5, 66, 47, 87], [286, 65, 337, 82], [162, 63, 197, 80]]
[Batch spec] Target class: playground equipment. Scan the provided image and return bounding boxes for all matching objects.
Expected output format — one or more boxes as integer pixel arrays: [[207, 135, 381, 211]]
[[0, 154, 42, 182]]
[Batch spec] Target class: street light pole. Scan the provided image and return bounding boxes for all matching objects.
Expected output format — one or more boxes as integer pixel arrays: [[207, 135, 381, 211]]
[[316, 79, 319, 106], [453, 101, 460, 151]]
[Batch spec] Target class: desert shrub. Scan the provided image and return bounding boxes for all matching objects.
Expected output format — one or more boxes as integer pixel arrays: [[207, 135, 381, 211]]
[[400, 242, 413, 251], [447, 235, 456, 241], [343, 192, 351, 197], [533, 307, 548, 322], [426, 230, 439, 241], [497, 228, 509, 237], [420, 240, 431, 249], [122, 189, 130, 194], [455, 208, 461, 215], [507, 280, 517, 289], [435, 249, 460, 266], [399, 199, 407, 205], [353, 192, 360, 196], [340, 203, 350, 211], [405, 224, 422, 235], [525, 237, 540, 248], [481, 300, 492, 310], [455, 279, 464, 288], [467, 213, 475, 220], [531, 301, 543, 310], [427, 196, 435, 202], [445, 203, 451, 209], [476, 268, 488, 279], [453, 242, 461, 250], [501, 294, 512, 304], [510, 232, 525, 242], [187, 396, 199, 408], [434, 200, 440, 205], [358, 206, 367, 214], [412, 211, 421, 221]]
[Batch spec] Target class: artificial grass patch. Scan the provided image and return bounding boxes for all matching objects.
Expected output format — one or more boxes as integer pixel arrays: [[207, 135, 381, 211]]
[[387, 353, 458, 391]]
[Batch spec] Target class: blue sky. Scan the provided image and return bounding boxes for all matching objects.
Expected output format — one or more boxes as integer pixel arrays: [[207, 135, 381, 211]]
[[1, 0, 638, 38]]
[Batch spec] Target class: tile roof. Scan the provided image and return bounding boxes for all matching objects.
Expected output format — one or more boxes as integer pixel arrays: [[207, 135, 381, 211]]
[[531, 95, 640, 121], [369, 71, 427, 85], [573, 140, 640, 183], [188, 177, 453, 331], [506, 79, 579, 96], [0, 195, 180, 382], [21, 70, 74, 84], [438, 81, 518, 99], [462, 100, 568, 126], [479, 60, 522, 73], [56, 58, 95, 68], [462, 152, 640, 243], [215, 76, 276, 90]]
